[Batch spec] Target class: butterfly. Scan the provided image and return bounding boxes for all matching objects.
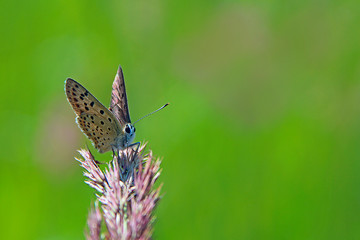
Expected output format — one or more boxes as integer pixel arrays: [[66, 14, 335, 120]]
[[65, 65, 168, 156]]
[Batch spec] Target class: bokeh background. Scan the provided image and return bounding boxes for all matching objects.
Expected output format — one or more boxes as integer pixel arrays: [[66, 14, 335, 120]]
[[1, 0, 360, 239]]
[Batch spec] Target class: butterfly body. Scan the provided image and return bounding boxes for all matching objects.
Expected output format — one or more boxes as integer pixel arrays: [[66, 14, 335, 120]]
[[65, 66, 136, 154]]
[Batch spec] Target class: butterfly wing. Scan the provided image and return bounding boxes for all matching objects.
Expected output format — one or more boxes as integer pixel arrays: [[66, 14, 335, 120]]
[[76, 113, 118, 153], [65, 78, 122, 153], [109, 65, 131, 125]]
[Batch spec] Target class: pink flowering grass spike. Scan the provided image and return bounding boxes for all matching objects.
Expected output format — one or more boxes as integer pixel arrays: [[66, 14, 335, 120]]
[[76, 143, 163, 240], [86, 202, 102, 240]]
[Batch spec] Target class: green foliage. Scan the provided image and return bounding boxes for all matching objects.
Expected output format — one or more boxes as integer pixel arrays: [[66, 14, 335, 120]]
[[1, 0, 360, 239]]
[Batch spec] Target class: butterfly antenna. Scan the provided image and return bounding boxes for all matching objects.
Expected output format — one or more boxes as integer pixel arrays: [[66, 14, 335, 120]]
[[133, 103, 169, 125]]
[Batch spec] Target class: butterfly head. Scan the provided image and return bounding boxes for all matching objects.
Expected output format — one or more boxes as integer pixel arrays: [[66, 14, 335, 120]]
[[124, 123, 136, 144]]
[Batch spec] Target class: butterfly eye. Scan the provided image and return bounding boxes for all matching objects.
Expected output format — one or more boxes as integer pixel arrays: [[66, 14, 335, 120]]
[[134, 127, 136, 132], [125, 125, 130, 133]]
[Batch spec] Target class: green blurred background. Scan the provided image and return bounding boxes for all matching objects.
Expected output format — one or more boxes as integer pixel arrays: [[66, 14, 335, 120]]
[[1, 0, 360, 239]]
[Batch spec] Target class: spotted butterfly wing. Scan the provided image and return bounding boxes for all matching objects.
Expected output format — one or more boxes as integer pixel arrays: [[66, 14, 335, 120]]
[[109, 66, 131, 125], [65, 78, 122, 153]]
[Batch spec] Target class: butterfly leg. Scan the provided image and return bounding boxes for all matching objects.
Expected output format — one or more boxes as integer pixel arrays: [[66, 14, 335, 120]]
[[128, 142, 141, 162], [112, 147, 116, 159], [111, 146, 120, 161]]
